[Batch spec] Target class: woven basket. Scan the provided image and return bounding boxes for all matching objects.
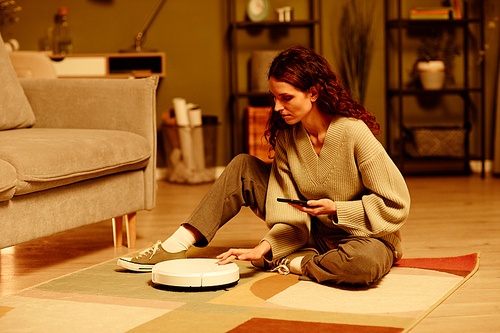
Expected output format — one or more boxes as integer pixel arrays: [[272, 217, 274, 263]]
[[246, 106, 273, 163], [407, 127, 467, 158]]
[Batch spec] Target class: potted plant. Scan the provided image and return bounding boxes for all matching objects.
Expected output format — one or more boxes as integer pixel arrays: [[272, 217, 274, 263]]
[[412, 34, 460, 90], [417, 59, 446, 90], [337, 0, 376, 105]]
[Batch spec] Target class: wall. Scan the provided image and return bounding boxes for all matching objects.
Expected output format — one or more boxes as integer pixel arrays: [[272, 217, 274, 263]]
[[2, 0, 498, 165], [321, 0, 387, 146]]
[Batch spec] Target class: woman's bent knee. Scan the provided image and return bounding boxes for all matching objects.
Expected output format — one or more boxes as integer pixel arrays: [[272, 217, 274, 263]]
[[229, 153, 267, 168], [226, 154, 271, 182], [302, 239, 394, 286]]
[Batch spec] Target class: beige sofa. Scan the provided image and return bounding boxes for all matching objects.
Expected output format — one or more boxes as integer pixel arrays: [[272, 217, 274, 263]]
[[0, 34, 158, 249]]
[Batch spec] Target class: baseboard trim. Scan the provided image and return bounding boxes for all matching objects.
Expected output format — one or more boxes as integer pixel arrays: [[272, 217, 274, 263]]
[[156, 166, 226, 181], [469, 160, 492, 174]]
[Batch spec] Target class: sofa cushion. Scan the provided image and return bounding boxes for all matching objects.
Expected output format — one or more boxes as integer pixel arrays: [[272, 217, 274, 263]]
[[0, 128, 151, 196], [0, 159, 17, 201], [0, 33, 36, 130]]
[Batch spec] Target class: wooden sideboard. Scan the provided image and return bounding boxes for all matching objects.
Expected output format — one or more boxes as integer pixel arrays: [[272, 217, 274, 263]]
[[50, 52, 165, 79]]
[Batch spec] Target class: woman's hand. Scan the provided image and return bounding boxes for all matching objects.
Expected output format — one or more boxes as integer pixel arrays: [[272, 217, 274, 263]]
[[290, 198, 337, 217], [217, 241, 271, 265]]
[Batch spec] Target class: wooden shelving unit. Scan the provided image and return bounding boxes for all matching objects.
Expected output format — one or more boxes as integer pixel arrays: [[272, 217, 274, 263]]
[[227, 0, 321, 156], [384, 0, 486, 176]]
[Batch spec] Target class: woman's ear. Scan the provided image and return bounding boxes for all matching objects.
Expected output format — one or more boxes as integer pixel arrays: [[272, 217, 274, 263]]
[[309, 86, 319, 102]]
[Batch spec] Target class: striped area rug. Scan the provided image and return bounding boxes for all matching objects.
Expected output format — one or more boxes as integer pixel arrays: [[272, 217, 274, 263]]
[[0, 252, 479, 333]]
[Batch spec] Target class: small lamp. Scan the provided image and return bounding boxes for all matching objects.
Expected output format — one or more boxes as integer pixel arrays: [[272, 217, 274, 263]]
[[121, 0, 167, 52]]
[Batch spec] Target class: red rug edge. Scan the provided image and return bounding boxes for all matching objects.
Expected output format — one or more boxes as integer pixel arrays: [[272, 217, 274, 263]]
[[227, 317, 404, 333], [394, 252, 481, 277]]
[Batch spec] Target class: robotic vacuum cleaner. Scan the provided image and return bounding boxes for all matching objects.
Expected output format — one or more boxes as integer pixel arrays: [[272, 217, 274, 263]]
[[152, 258, 240, 288]]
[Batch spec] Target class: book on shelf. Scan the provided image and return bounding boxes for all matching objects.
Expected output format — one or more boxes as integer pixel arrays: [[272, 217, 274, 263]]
[[453, 0, 462, 20], [409, 3, 462, 21], [409, 7, 453, 20]]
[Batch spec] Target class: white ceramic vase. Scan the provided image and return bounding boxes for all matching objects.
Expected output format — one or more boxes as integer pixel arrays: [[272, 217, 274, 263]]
[[417, 60, 446, 90]]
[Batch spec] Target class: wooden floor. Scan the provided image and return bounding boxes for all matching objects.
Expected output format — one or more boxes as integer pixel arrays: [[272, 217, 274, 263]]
[[1, 173, 499, 332]]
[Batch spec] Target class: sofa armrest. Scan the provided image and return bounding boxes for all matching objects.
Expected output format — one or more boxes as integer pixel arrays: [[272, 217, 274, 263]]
[[19, 76, 159, 210]]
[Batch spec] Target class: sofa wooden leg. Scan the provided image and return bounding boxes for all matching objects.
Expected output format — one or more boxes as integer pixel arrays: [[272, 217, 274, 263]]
[[112, 213, 137, 248], [112, 216, 123, 247], [126, 212, 137, 249]]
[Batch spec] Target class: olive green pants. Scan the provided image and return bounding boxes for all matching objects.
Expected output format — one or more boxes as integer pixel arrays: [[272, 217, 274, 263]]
[[185, 154, 394, 286]]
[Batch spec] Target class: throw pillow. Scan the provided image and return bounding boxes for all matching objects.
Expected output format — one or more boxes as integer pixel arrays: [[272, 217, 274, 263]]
[[0, 33, 36, 130]]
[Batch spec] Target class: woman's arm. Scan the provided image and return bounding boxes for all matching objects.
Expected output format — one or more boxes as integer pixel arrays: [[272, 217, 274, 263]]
[[333, 122, 410, 237], [335, 150, 410, 237]]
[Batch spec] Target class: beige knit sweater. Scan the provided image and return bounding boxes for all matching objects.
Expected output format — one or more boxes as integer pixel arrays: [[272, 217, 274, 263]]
[[263, 116, 410, 261]]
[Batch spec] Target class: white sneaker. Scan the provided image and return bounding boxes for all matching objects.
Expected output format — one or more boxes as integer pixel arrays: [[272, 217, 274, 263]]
[[117, 241, 187, 272]]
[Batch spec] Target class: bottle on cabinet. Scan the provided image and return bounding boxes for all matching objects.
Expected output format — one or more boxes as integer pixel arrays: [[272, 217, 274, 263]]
[[51, 7, 72, 56]]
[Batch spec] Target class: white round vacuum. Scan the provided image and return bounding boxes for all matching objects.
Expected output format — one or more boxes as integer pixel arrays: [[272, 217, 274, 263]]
[[152, 258, 240, 288]]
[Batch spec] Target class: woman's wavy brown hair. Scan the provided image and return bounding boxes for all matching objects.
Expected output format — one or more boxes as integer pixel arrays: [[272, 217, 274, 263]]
[[265, 46, 380, 150]]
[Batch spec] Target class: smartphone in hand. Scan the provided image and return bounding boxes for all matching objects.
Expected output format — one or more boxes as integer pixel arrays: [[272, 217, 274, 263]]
[[277, 198, 311, 207]]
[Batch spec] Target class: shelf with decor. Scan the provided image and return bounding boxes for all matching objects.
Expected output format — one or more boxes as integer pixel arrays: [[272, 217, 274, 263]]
[[227, 0, 321, 158], [234, 19, 319, 28], [384, 0, 485, 176], [386, 18, 482, 28]]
